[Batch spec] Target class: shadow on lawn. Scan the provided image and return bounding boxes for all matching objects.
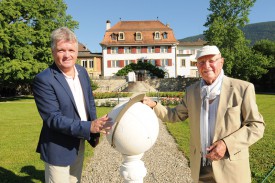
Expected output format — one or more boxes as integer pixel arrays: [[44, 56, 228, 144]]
[[0, 95, 34, 102], [0, 166, 44, 183]]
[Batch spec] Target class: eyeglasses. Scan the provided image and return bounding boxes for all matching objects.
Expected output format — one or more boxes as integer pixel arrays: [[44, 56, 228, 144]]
[[197, 57, 222, 66]]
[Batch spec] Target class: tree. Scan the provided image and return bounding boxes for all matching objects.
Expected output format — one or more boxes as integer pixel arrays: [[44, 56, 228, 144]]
[[0, 0, 78, 96], [204, 0, 270, 81], [251, 40, 275, 92], [116, 62, 165, 78]]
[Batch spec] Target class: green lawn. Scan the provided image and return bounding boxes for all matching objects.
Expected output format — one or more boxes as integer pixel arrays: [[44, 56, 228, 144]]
[[0, 96, 111, 183], [0, 94, 274, 182], [166, 94, 275, 183]]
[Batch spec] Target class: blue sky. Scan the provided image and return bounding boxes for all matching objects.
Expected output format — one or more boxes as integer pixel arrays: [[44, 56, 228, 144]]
[[64, 0, 275, 52]]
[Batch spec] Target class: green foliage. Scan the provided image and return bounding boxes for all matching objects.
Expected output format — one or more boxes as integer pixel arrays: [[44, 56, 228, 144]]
[[203, 0, 270, 81], [90, 80, 99, 91], [0, 0, 79, 95], [116, 62, 165, 78], [180, 21, 275, 45], [253, 40, 275, 66], [93, 92, 131, 99]]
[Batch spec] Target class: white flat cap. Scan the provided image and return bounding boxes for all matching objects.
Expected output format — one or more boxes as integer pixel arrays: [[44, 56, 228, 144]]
[[196, 45, 220, 59]]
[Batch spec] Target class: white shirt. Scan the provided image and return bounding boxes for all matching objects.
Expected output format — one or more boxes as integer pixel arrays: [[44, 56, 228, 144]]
[[62, 67, 88, 121]]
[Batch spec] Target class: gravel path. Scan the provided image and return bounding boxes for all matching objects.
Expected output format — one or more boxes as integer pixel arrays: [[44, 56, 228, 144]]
[[81, 119, 193, 183]]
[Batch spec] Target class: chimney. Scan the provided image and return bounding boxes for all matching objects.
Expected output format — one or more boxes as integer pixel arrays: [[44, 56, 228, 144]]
[[166, 23, 170, 28], [106, 20, 111, 30]]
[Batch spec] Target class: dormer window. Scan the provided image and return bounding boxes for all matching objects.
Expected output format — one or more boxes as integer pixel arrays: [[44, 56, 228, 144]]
[[118, 32, 125, 40], [154, 31, 161, 40], [111, 33, 117, 40], [163, 32, 168, 39], [136, 32, 142, 40]]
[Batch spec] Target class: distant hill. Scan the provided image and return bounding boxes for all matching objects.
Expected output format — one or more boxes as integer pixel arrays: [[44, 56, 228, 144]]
[[179, 21, 275, 45]]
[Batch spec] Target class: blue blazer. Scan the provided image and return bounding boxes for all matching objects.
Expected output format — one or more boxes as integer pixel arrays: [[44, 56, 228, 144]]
[[32, 63, 99, 166]]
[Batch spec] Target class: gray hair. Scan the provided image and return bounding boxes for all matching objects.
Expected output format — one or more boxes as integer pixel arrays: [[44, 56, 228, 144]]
[[50, 27, 78, 50]]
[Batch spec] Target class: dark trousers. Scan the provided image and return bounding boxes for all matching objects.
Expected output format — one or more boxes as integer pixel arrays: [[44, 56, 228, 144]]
[[199, 165, 216, 183]]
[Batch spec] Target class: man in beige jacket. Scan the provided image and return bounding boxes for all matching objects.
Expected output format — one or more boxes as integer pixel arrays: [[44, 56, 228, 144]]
[[143, 45, 265, 183]]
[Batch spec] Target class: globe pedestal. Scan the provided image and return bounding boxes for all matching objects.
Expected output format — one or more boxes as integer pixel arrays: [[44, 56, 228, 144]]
[[120, 154, 146, 183], [107, 94, 159, 183]]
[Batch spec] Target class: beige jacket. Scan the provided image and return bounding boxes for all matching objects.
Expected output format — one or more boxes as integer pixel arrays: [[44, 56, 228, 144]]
[[153, 76, 265, 183]]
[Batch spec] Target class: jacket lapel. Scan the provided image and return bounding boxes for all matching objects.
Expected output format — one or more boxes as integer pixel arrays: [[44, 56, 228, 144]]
[[213, 76, 234, 141], [51, 64, 78, 111]]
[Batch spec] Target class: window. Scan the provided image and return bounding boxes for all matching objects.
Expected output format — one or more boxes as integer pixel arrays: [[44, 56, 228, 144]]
[[111, 33, 117, 40], [181, 59, 186, 67], [148, 59, 156, 66], [160, 46, 168, 53], [125, 60, 134, 65], [136, 46, 141, 53], [112, 60, 120, 67], [136, 32, 142, 40], [154, 31, 160, 40], [82, 60, 87, 68], [111, 47, 118, 54], [163, 32, 168, 39], [190, 61, 197, 66], [124, 47, 131, 54], [118, 32, 125, 40], [161, 59, 169, 66], [148, 46, 155, 53], [89, 60, 94, 68]]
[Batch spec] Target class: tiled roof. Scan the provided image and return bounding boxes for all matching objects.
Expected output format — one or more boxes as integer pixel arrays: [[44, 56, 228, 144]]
[[78, 42, 102, 58], [101, 20, 178, 46]]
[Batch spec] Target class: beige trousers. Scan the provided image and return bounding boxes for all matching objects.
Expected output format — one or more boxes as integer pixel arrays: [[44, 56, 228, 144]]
[[45, 140, 85, 183]]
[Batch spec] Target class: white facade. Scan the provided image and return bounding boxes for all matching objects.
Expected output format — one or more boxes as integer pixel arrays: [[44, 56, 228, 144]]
[[102, 45, 178, 78], [175, 45, 204, 78]]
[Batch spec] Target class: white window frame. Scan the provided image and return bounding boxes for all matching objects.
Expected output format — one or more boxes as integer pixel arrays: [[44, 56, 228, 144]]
[[160, 46, 168, 53], [118, 32, 125, 40], [148, 46, 155, 53], [136, 32, 142, 40], [111, 60, 120, 68], [161, 59, 169, 66], [136, 46, 141, 53], [111, 47, 118, 54], [124, 47, 131, 54], [154, 31, 161, 40]]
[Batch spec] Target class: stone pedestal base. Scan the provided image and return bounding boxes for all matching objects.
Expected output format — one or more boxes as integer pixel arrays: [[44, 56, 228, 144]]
[[120, 153, 147, 183]]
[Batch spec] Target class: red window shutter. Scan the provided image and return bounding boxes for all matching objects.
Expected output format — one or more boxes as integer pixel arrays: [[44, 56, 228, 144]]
[[168, 59, 172, 66], [107, 47, 111, 54], [168, 46, 172, 53], [141, 46, 147, 53], [107, 60, 111, 68], [131, 47, 136, 53], [118, 47, 124, 54], [155, 46, 160, 53], [156, 59, 161, 66], [119, 60, 124, 67], [132, 60, 136, 63]]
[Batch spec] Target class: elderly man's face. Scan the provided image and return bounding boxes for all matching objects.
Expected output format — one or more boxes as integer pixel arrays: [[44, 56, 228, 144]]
[[196, 54, 224, 85]]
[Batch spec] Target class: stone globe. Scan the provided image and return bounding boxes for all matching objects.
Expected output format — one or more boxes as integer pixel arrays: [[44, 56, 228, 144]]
[[106, 94, 159, 156]]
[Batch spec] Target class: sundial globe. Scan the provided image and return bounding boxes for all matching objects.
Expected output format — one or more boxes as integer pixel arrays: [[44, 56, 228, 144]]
[[106, 94, 159, 155]]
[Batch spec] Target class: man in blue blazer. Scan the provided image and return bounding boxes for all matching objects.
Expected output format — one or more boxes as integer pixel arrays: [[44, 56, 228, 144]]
[[33, 27, 111, 183]]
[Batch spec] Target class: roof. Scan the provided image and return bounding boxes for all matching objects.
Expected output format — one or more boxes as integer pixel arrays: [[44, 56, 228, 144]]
[[78, 43, 102, 58], [101, 20, 178, 46], [177, 39, 207, 46]]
